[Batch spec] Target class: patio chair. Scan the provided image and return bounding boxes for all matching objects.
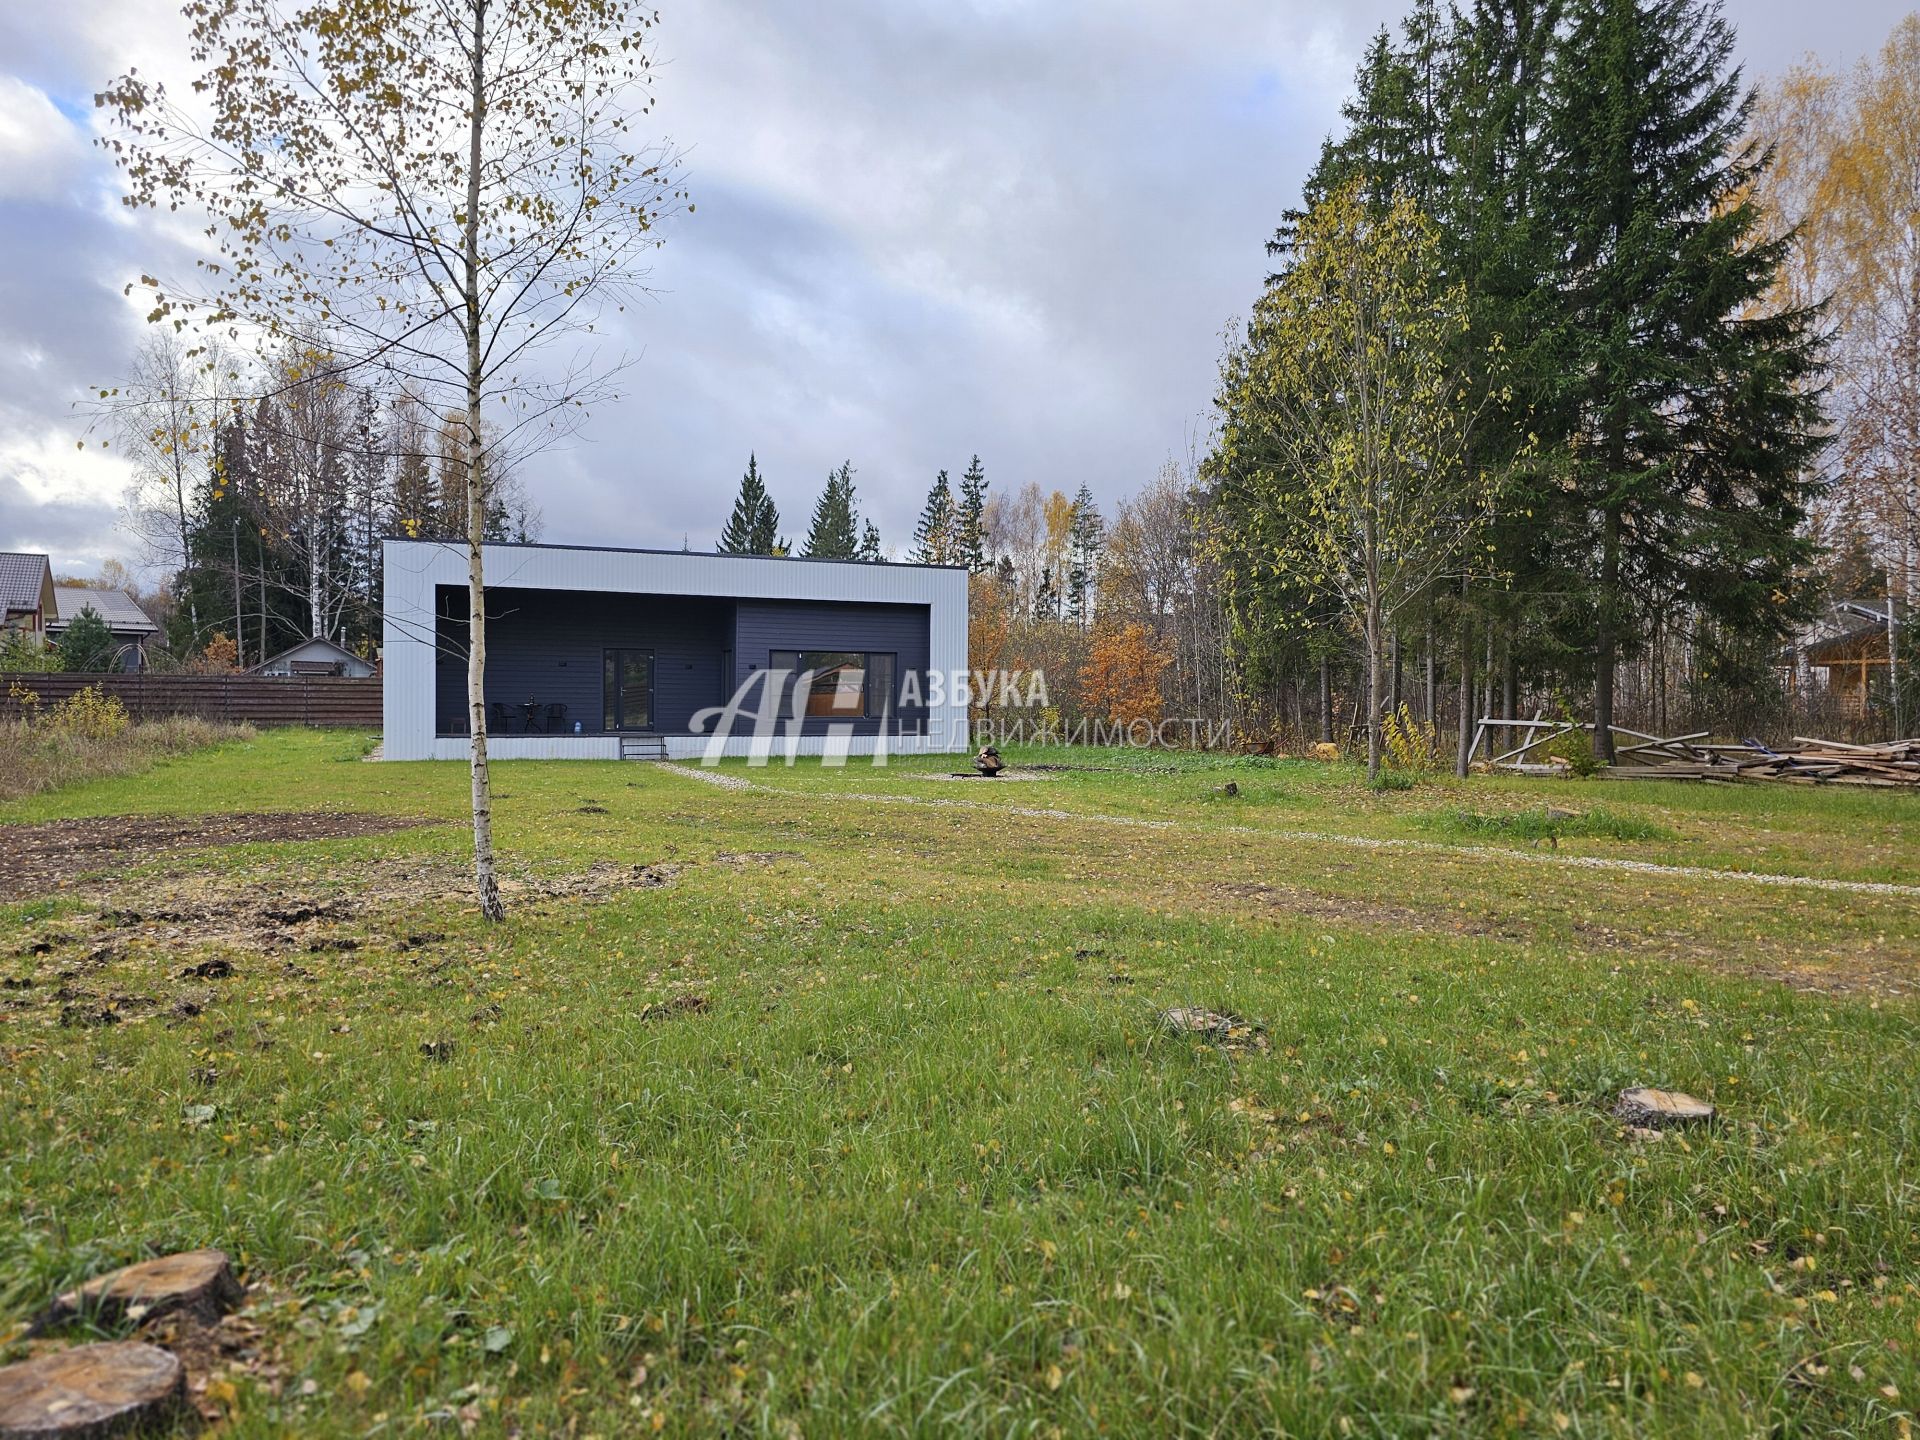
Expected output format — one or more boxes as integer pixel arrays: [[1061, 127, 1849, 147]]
[[545, 703, 569, 733], [491, 702, 515, 733]]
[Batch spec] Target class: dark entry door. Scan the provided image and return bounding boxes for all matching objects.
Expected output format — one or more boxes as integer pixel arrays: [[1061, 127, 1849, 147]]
[[603, 649, 655, 730]]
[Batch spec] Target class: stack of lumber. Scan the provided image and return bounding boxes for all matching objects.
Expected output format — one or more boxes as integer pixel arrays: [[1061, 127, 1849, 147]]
[[1604, 735, 1920, 788]]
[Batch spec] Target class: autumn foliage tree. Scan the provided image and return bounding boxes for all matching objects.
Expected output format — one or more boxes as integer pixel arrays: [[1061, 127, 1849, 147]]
[[1081, 621, 1171, 729], [1212, 182, 1504, 778], [1749, 15, 1920, 729], [99, 0, 687, 918]]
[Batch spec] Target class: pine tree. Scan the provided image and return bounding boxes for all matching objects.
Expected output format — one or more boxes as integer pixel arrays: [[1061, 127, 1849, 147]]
[[1033, 566, 1058, 621], [719, 454, 781, 555], [858, 519, 883, 561], [1066, 484, 1105, 625], [55, 604, 119, 672], [1273, 3, 1448, 266], [1543, 0, 1826, 759], [803, 461, 861, 558], [912, 471, 958, 564], [1441, 0, 1567, 762], [956, 455, 989, 572]]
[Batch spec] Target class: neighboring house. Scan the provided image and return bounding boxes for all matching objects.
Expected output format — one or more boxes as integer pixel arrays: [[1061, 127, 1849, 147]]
[[0, 551, 56, 641], [46, 586, 160, 672], [1804, 603, 1892, 720], [250, 637, 378, 678], [380, 538, 970, 760]]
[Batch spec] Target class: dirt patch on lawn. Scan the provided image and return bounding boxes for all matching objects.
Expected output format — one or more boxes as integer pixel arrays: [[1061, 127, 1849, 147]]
[[0, 812, 442, 902], [1211, 880, 1522, 942], [4, 856, 681, 1026], [1206, 879, 1911, 998]]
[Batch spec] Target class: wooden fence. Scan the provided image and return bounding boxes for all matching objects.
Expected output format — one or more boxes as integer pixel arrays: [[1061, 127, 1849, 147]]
[[1, 672, 381, 728]]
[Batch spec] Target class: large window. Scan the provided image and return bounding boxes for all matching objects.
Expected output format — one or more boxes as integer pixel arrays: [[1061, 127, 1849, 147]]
[[770, 651, 895, 719]]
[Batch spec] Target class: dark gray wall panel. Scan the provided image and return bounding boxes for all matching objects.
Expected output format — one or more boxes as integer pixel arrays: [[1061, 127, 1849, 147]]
[[434, 589, 933, 737]]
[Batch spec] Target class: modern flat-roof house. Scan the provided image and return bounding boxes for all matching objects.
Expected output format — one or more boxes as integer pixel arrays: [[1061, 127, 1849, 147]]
[[381, 539, 970, 761]]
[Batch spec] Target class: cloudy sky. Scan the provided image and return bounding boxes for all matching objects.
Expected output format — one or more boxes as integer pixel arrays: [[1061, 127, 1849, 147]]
[[0, 0, 1908, 576]]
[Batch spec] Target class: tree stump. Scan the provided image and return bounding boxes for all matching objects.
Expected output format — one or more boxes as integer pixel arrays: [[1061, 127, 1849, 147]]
[[1160, 1007, 1235, 1041], [0, 1342, 185, 1439], [32, 1250, 242, 1335], [1612, 1088, 1714, 1130]]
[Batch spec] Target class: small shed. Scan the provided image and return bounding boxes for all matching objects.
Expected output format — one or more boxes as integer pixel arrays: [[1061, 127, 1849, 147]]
[[250, 637, 377, 678], [1806, 620, 1889, 719]]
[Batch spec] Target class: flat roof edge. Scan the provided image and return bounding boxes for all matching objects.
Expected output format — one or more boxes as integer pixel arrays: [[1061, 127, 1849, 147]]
[[381, 536, 968, 573]]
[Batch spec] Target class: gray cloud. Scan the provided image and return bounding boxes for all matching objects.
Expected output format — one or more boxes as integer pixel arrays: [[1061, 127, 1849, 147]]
[[0, 0, 1908, 573]]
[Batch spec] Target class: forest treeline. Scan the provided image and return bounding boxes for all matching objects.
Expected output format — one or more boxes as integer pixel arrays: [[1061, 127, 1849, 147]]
[[85, 0, 1918, 757], [706, 4, 1917, 759], [100, 341, 539, 670]]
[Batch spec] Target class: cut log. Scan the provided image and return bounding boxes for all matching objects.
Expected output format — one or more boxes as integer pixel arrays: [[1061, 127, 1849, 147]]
[[31, 1250, 242, 1335], [0, 1342, 185, 1440], [1612, 1087, 1714, 1129]]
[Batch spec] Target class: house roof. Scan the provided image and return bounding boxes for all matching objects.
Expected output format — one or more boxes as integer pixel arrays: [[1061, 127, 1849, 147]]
[[0, 551, 54, 615], [394, 536, 969, 572], [49, 586, 158, 634], [1806, 619, 1888, 665], [247, 636, 367, 673]]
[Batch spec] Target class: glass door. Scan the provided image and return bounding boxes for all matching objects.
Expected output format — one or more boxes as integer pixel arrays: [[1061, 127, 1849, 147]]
[[602, 649, 654, 731]]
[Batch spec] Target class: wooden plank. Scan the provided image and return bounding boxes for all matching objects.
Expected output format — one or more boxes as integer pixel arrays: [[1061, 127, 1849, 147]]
[[1487, 721, 1582, 768]]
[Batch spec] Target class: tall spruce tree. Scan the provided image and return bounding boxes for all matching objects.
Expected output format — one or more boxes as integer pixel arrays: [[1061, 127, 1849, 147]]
[[1066, 484, 1105, 624], [1275, 1, 1447, 263], [719, 454, 781, 555], [1442, 0, 1570, 757], [858, 519, 883, 561], [956, 455, 989, 572], [1543, 0, 1826, 760], [803, 461, 861, 558], [912, 471, 958, 564]]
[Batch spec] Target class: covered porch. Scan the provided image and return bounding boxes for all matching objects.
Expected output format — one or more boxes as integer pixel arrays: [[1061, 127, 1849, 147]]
[[427, 582, 938, 757]]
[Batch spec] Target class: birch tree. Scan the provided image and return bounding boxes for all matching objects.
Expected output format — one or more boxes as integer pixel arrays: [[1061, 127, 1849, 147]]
[[1214, 182, 1504, 779], [107, 333, 243, 653], [99, 0, 687, 918]]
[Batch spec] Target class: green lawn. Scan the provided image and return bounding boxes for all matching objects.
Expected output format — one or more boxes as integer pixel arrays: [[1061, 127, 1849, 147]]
[[3, 730, 1917, 1437]]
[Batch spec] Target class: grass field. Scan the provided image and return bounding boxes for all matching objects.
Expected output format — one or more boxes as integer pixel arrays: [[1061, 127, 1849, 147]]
[[3, 730, 1917, 1437]]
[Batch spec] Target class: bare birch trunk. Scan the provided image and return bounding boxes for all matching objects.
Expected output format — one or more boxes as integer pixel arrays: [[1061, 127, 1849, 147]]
[[1454, 605, 1473, 778], [1424, 620, 1435, 724], [1366, 596, 1384, 780], [464, 0, 505, 923], [1595, 506, 1621, 763]]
